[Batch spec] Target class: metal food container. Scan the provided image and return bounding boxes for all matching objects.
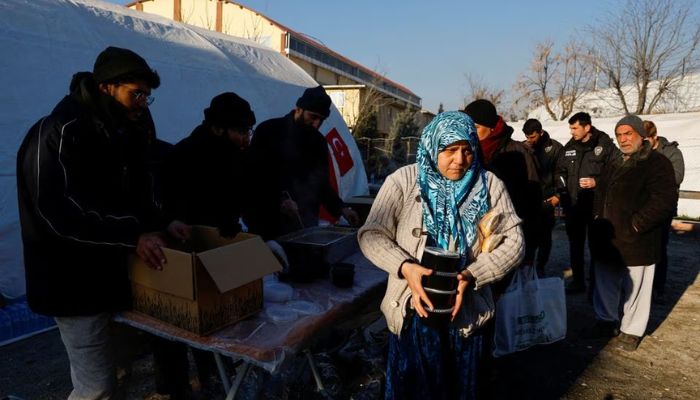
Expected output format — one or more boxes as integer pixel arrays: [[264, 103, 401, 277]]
[[276, 226, 358, 282]]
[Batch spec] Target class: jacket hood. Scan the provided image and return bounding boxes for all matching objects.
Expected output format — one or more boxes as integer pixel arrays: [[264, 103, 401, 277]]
[[534, 130, 552, 150], [589, 126, 611, 146], [66, 71, 157, 144], [657, 136, 679, 148]]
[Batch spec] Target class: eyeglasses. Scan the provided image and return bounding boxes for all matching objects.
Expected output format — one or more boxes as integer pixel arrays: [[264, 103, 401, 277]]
[[131, 89, 155, 106], [118, 84, 154, 106], [229, 127, 253, 137]]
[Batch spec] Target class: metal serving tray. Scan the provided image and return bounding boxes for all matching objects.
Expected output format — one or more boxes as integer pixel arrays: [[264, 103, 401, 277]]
[[276, 226, 358, 281]]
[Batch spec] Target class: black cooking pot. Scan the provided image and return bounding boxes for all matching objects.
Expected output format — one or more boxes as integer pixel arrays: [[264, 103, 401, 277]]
[[419, 246, 461, 328]]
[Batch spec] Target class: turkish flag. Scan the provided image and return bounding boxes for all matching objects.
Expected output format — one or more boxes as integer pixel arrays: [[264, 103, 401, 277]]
[[325, 128, 354, 176]]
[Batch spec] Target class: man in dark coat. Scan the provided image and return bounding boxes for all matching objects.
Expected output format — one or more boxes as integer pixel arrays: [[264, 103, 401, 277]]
[[589, 115, 677, 351], [463, 99, 541, 267], [644, 120, 685, 303], [163, 92, 255, 237], [16, 47, 189, 398], [554, 112, 619, 294], [156, 92, 256, 397], [248, 86, 358, 238], [522, 118, 563, 275]]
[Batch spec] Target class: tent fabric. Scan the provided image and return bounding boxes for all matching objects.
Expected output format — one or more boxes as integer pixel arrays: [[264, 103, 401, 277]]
[[0, 0, 368, 298]]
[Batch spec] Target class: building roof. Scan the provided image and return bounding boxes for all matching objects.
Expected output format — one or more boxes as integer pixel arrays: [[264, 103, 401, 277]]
[[126, 0, 420, 106], [223, 3, 416, 93]]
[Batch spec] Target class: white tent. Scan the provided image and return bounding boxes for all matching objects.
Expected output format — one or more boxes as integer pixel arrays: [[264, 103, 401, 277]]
[[0, 0, 368, 298]]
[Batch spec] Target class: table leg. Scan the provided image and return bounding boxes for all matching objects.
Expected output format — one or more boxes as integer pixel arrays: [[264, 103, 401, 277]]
[[304, 349, 326, 393], [214, 352, 231, 394], [225, 361, 250, 400]]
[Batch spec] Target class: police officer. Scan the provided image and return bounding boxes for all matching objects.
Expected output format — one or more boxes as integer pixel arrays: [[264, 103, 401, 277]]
[[554, 112, 619, 294]]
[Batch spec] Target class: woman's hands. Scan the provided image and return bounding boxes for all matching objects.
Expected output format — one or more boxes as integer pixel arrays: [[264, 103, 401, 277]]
[[452, 269, 474, 321], [400, 261, 434, 318], [401, 262, 474, 321]]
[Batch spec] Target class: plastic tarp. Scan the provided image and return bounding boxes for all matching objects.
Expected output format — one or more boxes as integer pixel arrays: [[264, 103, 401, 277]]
[[115, 252, 386, 373], [0, 0, 368, 298]]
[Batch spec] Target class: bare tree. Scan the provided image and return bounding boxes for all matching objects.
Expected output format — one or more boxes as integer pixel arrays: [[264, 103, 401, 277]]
[[555, 41, 594, 119], [351, 74, 394, 139], [463, 73, 505, 108], [517, 39, 593, 120], [517, 40, 558, 120], [588, 0, 700, 114]]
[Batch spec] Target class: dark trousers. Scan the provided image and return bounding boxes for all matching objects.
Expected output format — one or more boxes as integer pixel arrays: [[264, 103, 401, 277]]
[[535, 204, 556, 274], [152, 337, 218, 399], [565, 202, 594, 287], [653, 218, 673, 295]]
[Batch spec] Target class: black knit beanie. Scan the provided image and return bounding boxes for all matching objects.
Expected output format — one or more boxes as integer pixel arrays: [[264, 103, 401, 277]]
[[463, 99, 498, 128], [93, 46, 160, 88], [296, 86, 332, 117], [204, 92, 256, 129]]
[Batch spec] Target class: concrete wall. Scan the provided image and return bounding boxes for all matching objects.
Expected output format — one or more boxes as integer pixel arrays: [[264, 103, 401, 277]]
[[180, 0, 217, 30], [219, 2, 284, 49], [141, 0, 174, 18], [326, 88, 361, 128]]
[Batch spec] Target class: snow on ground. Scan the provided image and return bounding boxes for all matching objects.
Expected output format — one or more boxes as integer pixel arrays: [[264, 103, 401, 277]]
[[512, 112, 700, 218]]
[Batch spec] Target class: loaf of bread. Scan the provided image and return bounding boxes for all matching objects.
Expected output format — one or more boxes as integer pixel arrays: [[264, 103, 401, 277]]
[[481, 233, 504, 253], [478, 210, 502, 238], [478, 210, 504, 253]]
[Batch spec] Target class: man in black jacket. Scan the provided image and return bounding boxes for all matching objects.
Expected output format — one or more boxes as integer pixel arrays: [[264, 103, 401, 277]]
[[248, 86, 358, 238], [589, 115, 677, 351], [554, 112, 619, 294], [522, 119, 563, 275], [163, 92, 255, 237], [463, 100, 541, 267], [156, 92, 256, 397], [16, 47, 188, 399]]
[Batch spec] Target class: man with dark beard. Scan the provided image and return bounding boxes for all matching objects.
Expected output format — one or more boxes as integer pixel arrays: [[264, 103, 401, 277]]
[[247, 86, 358, 238], [16, 46, 189, 399]]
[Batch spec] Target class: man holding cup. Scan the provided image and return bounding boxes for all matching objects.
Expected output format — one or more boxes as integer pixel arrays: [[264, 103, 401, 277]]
[[554, 112, 619, 294]]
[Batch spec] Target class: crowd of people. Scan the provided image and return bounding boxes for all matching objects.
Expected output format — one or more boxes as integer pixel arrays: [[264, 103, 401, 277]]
[[360, 99, 684, 398], [15, 46, 686, 399], [16, 47, 357, 399]]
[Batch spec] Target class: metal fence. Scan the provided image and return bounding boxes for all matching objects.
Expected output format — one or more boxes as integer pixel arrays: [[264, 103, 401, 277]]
[[353, 137, 420, 182]]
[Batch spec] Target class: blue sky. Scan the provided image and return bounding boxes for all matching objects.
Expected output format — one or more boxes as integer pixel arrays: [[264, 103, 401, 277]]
[[105, 1, 640, 112]]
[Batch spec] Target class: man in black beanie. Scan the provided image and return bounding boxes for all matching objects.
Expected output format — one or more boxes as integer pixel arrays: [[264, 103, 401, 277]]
[[462, 99, 541, 270], [248, 86, 359, 238], [16, 46, 189, 399], [155, 92, 256, 397], [163, 91, 256, 237]]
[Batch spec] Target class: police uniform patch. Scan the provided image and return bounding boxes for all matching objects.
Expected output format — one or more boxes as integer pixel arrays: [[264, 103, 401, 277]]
[[594, 146, 603, 156], [545, 145, 553, 153], [565, 150, 576, 157]]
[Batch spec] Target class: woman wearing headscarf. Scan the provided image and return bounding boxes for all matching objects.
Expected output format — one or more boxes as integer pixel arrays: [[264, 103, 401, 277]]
[[358, 111, 524, 399]]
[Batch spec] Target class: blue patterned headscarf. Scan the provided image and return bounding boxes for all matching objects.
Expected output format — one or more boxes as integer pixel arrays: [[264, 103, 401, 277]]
[[416, 111, 490, 255]]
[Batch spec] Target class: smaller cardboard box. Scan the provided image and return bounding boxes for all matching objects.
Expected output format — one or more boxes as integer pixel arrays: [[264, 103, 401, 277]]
[[129, 226, 281, 335]]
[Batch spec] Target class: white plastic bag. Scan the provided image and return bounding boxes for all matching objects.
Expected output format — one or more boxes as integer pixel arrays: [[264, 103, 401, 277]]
[[492, 266, 566, 357]]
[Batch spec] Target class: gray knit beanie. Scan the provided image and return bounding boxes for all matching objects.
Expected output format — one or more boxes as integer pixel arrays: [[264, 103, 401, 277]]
[[615, 114, 647, 137]]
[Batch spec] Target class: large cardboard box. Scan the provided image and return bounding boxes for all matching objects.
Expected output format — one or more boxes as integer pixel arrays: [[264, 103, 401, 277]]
[[129, 227, 281, 335]]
